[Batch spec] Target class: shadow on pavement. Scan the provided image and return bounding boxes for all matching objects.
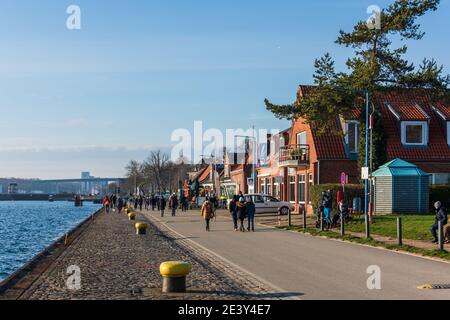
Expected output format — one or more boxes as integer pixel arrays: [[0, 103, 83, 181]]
[[187, 289, 304, 299]]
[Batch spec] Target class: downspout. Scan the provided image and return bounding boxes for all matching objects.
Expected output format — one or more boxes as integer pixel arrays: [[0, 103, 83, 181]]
[[317, 160, 320, 185]]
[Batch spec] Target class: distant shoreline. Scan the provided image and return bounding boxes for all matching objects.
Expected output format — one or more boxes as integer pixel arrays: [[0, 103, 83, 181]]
[[0, 194, 99, 202]]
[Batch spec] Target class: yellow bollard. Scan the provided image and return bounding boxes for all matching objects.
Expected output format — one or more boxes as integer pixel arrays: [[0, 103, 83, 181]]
[[135, 222, 148, 235], [160, 261, 192, 293], [128, 213, 136, 221]]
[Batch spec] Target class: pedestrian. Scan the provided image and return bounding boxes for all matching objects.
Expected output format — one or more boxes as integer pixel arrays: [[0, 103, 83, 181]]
[[201, 197, 215, 232], [159, 196, 167, 217], [151, 195, 157, 211], [246, 197, 256, 232], [229, 195, 238, 231], [134, 197, 138, 210], [236, 197, 247, 232], [103, 195, 110, 213], [139, 196, 143, 211], [431, 201, 448, 243], [169, 193, 179, 217], [117, 197, 124, 214], [323, 190, 333, 229]]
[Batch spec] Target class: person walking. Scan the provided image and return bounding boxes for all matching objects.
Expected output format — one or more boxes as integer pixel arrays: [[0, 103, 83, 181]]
[[169, 193, 179, 217], [151, 195, 157, 211], [246, 197, 256, 232], [431, 201, 448, 243], [117, 197, 124, 214], [103, 196, 111, 213], [201, 197, 215, 232], [138, 196, 144, 211], [323, 190, 333, 229], [159, 196, 167, 217], [229, 195, 239, 231], [236, 197, 247, 232]]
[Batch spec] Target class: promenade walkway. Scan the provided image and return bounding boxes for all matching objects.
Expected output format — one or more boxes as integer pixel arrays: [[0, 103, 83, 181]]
[[0, 210, 278, 300], [142, 209, 450, 300]]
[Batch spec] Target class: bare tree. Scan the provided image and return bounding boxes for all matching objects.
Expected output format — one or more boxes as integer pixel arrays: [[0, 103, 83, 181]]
[[125, 160, 143, 194], [143, 150, 170, 192]]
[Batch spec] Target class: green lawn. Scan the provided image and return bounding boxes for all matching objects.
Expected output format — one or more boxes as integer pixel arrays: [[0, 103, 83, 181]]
[[345, 214, 436, 241]]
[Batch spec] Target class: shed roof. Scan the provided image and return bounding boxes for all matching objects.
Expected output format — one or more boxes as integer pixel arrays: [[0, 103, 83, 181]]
[[372, 159, 429, 177]]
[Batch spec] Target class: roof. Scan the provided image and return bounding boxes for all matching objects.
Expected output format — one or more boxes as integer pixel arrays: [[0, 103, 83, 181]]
[[432, 103, 450, 120], [373, 90, 450, 161], [310, 121, 347, 159], [296, 85, 450, 161], [372, 159, 429, 177]]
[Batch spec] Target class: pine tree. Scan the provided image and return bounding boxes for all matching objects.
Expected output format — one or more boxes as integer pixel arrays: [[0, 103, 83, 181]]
[[266, 0, 449, 170]]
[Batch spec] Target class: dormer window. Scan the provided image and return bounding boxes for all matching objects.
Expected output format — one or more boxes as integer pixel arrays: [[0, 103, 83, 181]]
[[401, 121, 428, 146], [345, 121, 359, 153]]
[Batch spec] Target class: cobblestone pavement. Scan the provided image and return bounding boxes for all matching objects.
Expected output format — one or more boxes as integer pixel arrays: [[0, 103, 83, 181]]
[[18, 210, 280, 300]]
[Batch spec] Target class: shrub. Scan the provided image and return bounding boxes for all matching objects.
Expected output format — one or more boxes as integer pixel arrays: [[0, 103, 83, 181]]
[[310, 184, 364, 213], [430, 185, 450, 210]]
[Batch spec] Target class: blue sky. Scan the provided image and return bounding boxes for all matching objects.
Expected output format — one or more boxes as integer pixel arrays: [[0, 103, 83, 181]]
[[0, 0, 449, 179]]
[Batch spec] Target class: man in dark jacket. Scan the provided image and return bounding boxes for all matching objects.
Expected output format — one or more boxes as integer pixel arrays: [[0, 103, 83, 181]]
[[236, 197, 247, 232], [431, 201, 448, 243], [229, 195, 238, 231], [159, 196, 167, 217], [246, 198, 256, 232]]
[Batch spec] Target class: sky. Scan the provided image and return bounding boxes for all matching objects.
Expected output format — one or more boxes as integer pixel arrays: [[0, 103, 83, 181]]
[[0, 0, 449, 179]]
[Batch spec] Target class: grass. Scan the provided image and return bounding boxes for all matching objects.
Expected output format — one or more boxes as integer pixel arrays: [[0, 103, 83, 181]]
[[278, 225, 450, 262], [344, 214, 435, 241]]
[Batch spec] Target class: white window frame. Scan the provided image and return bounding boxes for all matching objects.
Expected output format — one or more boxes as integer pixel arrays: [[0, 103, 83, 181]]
[[401, 121, 428, 146], [297, 132, 307, 146], [345, 121, 359, 153], [447, 121, 450, 146]]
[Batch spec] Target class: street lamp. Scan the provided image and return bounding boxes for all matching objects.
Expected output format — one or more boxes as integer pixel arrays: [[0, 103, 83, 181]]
[[337, 88, 371, 238]]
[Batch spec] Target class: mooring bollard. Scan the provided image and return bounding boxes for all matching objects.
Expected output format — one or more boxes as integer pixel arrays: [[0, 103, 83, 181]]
[[128, 213, 136, 221], [160, 261, 192, 293], [397, 217, 403, 246], [438, 221, 444, 251], [135, 223, 148, 235]]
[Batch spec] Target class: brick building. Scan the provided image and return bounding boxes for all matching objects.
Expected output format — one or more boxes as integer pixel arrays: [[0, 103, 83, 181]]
[[257, 85, 450, 214]]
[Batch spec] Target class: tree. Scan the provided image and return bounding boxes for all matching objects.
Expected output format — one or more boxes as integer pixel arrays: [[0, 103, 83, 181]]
[[266, 0, 449, 170], [125, 160, 142, 194], [142, 150, 170, 192]]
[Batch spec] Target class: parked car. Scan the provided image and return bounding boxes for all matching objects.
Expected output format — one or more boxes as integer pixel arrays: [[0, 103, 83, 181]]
[[244, 194, 293, 215]]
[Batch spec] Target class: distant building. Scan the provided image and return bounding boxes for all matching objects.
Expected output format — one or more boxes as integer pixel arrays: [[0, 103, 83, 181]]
[[81, 172, 92, 179], [8, 183, 18, 194]]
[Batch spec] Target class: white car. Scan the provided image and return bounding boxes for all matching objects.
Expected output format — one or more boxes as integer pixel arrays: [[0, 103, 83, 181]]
[[244, 194, 293, 215]]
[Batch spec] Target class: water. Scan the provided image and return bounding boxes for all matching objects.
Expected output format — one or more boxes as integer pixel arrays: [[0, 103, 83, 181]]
[[0, 201, 101, 282]]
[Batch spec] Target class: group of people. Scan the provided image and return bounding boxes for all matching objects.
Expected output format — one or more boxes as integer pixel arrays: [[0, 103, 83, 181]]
[[228, 192, 256, 232], [102, 194, 125, 213]]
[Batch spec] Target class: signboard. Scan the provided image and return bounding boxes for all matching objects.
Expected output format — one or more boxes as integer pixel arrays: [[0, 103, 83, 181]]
[[288, 168, 296, 176], [247, 178, 254, 186], [340, 172, 348, 186], [361, 167, 370, 180]]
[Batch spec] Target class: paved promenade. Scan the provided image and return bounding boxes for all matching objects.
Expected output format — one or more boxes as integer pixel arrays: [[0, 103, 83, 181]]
[[0, 210, 280, 300], [142, 209, 450, 300]]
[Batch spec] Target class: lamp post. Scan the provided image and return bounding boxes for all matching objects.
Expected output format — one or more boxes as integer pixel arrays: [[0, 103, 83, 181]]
[[337, 88, 371, 238]]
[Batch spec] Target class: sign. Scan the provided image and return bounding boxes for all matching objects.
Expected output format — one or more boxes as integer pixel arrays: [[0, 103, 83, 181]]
[[361, 167, 370, 180], [340, 172, 348, 186], [247, 178, 254, 186], [288, 168, 296, 176]]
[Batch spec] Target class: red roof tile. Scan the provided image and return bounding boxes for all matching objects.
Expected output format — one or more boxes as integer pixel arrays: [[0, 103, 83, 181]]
[[433, 103, 450, 120], [310, 121, 347, 159], [373, 90, 450, 161]]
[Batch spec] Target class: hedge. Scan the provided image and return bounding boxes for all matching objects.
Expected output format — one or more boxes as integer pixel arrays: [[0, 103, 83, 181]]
[[430, 185, 450, 210], [310, 184, 364, 213]]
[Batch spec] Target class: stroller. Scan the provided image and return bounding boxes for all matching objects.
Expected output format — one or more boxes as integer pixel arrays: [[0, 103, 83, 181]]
[[331, 200, 350, 228], [315, 205, 328, 229]]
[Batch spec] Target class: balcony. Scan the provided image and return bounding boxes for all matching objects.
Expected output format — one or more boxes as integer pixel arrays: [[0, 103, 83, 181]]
[[279, 145, 310, 168]]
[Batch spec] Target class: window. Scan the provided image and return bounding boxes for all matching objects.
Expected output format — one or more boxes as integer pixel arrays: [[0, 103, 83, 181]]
[[264, 196, 279, 203], [401, 121, 428, 146], [260, 178, 266, 194], [346, 122, 359, 153], [298, 175, 306, 203], [267, 179, 272, 196], [297, 132, 307, 146], [289, 176, 296, 202]]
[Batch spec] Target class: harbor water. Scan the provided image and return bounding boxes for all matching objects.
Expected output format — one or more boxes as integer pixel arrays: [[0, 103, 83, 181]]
[[0, 201, 101, 282]]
